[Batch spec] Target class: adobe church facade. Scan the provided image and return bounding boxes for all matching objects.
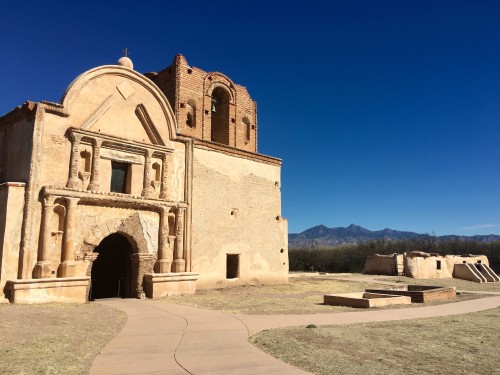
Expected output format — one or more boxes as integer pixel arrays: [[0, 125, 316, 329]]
[[0, 54, 288, 303]]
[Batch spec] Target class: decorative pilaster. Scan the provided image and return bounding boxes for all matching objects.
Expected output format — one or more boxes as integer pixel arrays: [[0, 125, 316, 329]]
[[142, 149, 154, 198], [172, 207, 186, 272], [87, 138, 102, 191], [57, 197, 79, 277], [159, 153, 168, 199], [66, 133, 82, 189], [33, 196, 56, 278], [131, 253, 156, 298], [155, 207, 172, 273]]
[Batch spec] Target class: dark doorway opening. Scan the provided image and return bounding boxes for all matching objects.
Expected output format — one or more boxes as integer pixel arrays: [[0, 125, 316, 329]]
[[90, 233, 133, 300], [226, 254, 240, 279]]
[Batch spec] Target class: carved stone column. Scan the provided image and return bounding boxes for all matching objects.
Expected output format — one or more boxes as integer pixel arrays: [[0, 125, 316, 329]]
[[142, 149, 154, 198], [172, 207, 186, 272], [87, 138, 102, 191], [66, 133, 82, 189], [33, 196, 56, 278], [159, 153, 168, 200], [58, 197, 79, 277], [155, 206, 172, 273], [131, 253, 156, 298]]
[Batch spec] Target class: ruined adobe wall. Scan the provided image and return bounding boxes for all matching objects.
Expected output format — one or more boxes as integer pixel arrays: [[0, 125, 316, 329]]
[[363, 254, 396, 275], [190, 146, 288, 288], [404, 252, 490, 279]]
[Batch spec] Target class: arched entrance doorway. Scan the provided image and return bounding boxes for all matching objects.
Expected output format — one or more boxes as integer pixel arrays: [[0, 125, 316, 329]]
[[90, 233, 133, 300]]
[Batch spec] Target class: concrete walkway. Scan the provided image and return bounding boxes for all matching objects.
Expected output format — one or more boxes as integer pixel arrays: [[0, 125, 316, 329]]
[[90, 295, 500, 374]]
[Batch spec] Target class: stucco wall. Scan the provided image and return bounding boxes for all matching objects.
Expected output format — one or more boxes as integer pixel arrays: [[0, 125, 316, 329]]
[[404, 252, 489, 279], [191, 147, 288, 288], [363, 254, 396, 275], [0, 117, 33, 184], [0, 183, 25, 298]]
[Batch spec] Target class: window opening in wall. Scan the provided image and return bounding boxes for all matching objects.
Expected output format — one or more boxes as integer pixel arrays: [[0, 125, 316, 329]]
[[436, 260, 441, 270], [186, 100, 196, 128], [111, 162, 129, 193], [226, 254, 239, 279], [211, 87, 230, 145], [477, 260, 481, 264], [242, 117, 251, 142]]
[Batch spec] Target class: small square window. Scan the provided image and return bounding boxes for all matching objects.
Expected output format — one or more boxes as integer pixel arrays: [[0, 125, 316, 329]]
[[111, 162, 129, 193]]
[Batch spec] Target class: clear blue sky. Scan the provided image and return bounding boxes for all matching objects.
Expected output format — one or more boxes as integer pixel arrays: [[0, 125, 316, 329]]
[[1, 1, 499, 236]]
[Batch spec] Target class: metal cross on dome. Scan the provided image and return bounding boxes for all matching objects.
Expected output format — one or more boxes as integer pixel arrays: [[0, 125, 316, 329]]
[[122, 48, 131, 57]]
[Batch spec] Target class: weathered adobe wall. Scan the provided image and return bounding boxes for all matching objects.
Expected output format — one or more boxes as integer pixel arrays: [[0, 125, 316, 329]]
[[191, 146, 288, 288], [151, 55, 257, 152], [0, 108, 35, 184], [404, 253, 489, 279], [363, 254, 395, 275], [0, 184, 25, 298]]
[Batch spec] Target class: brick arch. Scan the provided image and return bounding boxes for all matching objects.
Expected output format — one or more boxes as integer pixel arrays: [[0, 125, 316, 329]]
[[207, 82, 235, 104]]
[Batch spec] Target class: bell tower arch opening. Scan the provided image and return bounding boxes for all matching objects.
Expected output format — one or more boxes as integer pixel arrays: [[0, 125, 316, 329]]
[[89, 233, 134, 300], [210, 87, 231, 145]]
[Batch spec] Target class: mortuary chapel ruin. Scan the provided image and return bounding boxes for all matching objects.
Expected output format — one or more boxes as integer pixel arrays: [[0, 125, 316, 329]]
[[0, 54, 289, 303]]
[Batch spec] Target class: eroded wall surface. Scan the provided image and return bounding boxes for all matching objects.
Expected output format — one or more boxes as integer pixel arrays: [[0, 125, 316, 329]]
[[191, 146, 288, 288], [0, 184, 25, 297]]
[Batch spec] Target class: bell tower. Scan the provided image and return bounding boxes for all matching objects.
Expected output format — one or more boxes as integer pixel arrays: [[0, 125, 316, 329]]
[[146, 54, 258, 153]]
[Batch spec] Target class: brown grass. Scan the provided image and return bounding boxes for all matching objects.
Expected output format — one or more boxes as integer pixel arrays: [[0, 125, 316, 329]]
[[163, 276, 482, 314], [0, 303, 125, 375], [251, 307, 500, 375]]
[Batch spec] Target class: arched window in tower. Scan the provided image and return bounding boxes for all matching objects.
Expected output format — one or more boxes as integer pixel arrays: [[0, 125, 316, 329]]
[[242, 117, 251, 143], [186, 99, 196, 128], [210, 87, 230, 145]]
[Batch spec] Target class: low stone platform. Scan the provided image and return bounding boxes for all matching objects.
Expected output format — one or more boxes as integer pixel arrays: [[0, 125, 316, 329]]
[[324, 292, 411, 308], [365, 285, 456, 303]]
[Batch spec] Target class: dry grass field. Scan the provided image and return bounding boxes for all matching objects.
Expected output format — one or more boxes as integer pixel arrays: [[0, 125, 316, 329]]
[[0, 303, 125, 375], [163, 275, 484, 314], [251, 307, 500, 375]]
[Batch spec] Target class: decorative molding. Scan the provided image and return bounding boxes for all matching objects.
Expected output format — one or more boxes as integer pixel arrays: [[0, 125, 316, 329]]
[[80, 94, 116, 130], [135, 104, 166, 146]]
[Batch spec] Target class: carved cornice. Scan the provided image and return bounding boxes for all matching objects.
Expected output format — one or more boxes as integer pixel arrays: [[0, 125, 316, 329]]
[[67, 127, 174, 156], [42, 186, 187, 211], [39, 101, 70, 117]]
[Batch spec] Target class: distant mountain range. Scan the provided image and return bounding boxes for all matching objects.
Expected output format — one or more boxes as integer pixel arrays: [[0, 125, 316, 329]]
[[288, 224, 500, 248]]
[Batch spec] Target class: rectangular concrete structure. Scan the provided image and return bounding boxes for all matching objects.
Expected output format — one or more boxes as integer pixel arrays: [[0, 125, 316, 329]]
[[324, 292, 412, 308], [143, 272, 199, 298], [365, 285, 456, 303], [5, 277, 90, 304]]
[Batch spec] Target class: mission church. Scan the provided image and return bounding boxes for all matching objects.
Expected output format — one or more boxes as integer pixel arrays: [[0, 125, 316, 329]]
[[0, 53, 288, 303]]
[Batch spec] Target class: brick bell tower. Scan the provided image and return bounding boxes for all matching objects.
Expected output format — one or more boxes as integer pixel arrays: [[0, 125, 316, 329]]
[[145, 54, 258, 153]]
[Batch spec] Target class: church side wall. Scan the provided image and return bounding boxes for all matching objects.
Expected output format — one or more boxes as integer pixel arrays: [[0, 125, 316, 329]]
[[191, 147, 288, 288], [0, 183, 25, 299], [0, 118, 34, 184]]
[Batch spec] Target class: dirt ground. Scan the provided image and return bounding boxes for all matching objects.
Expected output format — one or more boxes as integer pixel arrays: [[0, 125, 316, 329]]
[[251, 307, 500, 375], [0, 303, 125, 375], [163, 275, 484, 314]]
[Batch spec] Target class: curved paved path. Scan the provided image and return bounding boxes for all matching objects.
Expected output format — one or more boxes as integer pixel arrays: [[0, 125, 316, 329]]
[[90, 295, 500, 374]]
